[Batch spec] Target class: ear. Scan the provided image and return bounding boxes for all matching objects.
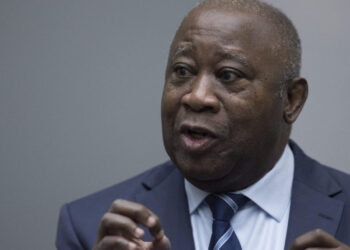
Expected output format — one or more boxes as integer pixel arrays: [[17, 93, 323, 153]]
[[283, 77, 308, 124]]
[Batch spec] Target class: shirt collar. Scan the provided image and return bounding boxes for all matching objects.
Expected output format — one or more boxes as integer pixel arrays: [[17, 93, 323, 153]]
[[184, 144, 294, 222]]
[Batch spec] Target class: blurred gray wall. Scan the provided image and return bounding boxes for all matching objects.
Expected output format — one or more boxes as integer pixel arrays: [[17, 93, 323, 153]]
[[1, 0, 349, 249]]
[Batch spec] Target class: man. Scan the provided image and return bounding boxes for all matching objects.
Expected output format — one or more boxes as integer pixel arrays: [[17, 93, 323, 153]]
[[56, 0, 350, 249]]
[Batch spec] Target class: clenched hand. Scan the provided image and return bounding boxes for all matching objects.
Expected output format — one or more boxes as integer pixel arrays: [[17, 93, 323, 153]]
[[93, 199, 171, 250], [291, 229, 350, 250]]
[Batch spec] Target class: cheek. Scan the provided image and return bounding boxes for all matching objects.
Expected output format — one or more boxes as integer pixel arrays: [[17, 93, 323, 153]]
[[220, 91, 275, 143], [161, 85, 184, 119], [224, 83, 280, 120], [222, 93, 257, 128], [161, 88, 184, 149], [226, 91, 284, 148]]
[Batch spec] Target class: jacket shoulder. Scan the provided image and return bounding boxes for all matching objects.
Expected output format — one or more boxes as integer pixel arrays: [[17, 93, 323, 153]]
[[56, 161, 175, 249], [324, 165, 350, 196], [68, 160, 175, 215], [290, 140, 350, 194]]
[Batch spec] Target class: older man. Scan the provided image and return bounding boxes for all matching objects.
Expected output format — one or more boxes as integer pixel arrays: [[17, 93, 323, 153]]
[[56, 0, 350, 249]]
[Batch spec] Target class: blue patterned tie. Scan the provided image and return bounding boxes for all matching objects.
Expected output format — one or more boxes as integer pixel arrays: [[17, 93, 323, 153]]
[[205, 193, 248, 250]]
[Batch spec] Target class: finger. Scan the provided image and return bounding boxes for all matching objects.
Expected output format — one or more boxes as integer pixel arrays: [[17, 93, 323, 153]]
[[303, 248, 338, 250], [136, 235, 171, 250], [290, 229, 341, 250], [147, 215, 165, 240], [97, 212, 144, 242], [152, 235, 171, 250], [110, 199, 165, 239], [94, 235, 140, 250]]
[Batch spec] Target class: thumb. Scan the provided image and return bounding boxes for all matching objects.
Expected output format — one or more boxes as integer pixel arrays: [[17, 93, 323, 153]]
[[152, 235, 171, 250]]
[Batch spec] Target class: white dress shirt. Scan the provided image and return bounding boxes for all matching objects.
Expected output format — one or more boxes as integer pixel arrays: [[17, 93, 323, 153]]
[[185, 145, 294, 250]]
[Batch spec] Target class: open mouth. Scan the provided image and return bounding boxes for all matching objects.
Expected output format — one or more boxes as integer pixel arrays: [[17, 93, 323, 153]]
[[179, 124, 216, 151], [185, 129, 210, 139], [180, 124, 215, 138]]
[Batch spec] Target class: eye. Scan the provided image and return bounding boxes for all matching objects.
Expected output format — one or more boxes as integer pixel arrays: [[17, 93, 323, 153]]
[[217, 68, 241, 82], [174, 65, 192, 78]]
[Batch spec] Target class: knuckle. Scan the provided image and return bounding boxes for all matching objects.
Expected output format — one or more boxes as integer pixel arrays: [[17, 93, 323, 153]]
[[113, 236, 125, 246], [132, 204, 148, 219], [101, 213, 133, 233], [101, 213, 111, 226], [118, 218, 127, 228], [111, 199, 125, 211], [153, 214, 160, 223], [311, 228, 325, 242], [135, 203, 147, 213], [151, 214, 161, 226], [119, 217, 134, 232], [99, 236, 116, 248], [101, 236, 128, 249], [313, 228, 325, 234], [291, 235, 303, 248]]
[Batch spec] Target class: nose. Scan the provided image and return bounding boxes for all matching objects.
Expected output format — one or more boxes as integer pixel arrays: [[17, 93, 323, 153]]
[[181, 74, 220, 113]]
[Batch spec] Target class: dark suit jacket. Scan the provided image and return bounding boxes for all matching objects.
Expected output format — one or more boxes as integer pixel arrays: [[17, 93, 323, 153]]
[[56, 141, 350, 249]]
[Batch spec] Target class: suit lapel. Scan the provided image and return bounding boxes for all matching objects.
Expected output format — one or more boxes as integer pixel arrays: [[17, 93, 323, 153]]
[[132, 143, 345, 250], [135, 161, 195, 250], [284, 142, 344, 249]]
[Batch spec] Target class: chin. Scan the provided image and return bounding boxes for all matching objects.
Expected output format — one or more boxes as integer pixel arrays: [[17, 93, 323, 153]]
[[173, 153, 238, 181], [171, 150, 256, 192]]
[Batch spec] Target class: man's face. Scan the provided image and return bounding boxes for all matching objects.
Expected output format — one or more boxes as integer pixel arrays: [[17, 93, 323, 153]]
[[161, 8, 289, 192]]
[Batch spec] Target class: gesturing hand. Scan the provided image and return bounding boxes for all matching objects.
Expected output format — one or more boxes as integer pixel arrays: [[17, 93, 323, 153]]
[[290, 229, 350, 250], [93, 199, 171, 250]]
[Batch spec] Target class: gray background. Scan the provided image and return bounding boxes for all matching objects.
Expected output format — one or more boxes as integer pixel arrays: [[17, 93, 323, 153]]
[[1, 0, 349, 249]]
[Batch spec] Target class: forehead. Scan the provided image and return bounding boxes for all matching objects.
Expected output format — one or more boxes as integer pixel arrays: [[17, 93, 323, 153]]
[[171, 8, 282, 66], [178, 8, 277, 44], [167, 8, 286, 81]]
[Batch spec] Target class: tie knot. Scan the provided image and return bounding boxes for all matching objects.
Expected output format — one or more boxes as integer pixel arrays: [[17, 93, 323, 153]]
[[205, 193, 248, 221]]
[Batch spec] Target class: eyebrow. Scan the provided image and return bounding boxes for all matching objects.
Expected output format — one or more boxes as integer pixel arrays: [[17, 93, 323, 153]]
[[170, 44, 253, 72], [171, 43, 194, 63], [218, 47, 252, 69]]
